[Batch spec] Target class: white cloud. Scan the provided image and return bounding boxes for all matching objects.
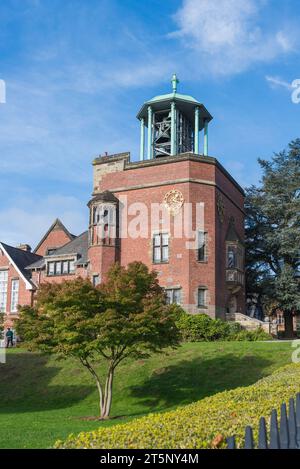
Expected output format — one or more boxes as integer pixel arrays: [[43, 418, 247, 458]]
[[0, 195, 87, 248], [265, 75, 293, 91], [171, 0, 297, 76]]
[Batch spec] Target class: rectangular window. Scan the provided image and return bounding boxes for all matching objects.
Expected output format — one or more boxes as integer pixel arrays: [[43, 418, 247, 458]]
[[0, 271, 8, 313], [197, 231, 207, 262], [165, 288, 181, 305], [55, 262, 62, 275], [10, 279, 19, 313], [69, 260, 75, 273], [227, 246, 237, 268], [92, 275, 100, 287], [47, 259, 76, 276], [198, 288, 207, 308], [227, 245, 244, 270], [62, 261, 69, 274], [153, 233, 169, 263], [47, 262, 55, 276]]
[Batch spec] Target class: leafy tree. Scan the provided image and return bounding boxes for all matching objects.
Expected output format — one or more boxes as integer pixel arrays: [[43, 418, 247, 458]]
[[245, 139, 300, 336], [17, 262, 180, 419]]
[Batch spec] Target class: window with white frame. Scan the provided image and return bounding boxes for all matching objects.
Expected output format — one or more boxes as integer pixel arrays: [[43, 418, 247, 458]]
[[47, 259, 75, 276], [10, 279, 19, 313], [0, 270, 8, 312], [153, 233, 169, 263], [198, 288, 207, 308], [165, 288, 181, 305]]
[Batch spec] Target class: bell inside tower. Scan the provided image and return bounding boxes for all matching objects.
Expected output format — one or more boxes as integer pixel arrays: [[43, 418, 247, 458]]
[[137, 75, 213, 161]]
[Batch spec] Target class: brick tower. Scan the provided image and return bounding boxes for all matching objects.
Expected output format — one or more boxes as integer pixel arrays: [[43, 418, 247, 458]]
[[88, 75, 245, 318]]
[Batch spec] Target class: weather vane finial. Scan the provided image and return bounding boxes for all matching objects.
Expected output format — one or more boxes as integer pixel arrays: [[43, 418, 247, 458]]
[[171, 73, 179, 93]]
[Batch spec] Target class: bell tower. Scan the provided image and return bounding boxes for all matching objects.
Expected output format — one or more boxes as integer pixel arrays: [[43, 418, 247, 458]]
[[137, 74, 213, 160]]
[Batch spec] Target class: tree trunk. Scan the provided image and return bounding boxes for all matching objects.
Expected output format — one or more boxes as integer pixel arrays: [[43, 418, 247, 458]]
[[284, 310, 294, 339], [82, 359, 105, 420], [101, 368, 114, 419]]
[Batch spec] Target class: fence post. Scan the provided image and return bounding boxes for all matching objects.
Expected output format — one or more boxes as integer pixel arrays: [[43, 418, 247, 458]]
[[289, 398, 297, 449], [227, 436, 236, 449], [280, 403, 289, 449], [296, 394, 300, 448], [258, 417, 268, 449], [269, 410, 280, 449], [244, 426, 254, 449]]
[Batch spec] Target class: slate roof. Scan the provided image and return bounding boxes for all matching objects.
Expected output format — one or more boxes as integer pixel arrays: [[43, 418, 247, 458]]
[[53, 231, 89, 266], [0, 242, 43, 285]]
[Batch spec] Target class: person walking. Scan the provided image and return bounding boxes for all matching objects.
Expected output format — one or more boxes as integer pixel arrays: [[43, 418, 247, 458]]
[[6, 328, 14, 348]]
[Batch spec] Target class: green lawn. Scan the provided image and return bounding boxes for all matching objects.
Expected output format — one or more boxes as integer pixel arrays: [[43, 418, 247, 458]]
[[0, 341, 293, 449]]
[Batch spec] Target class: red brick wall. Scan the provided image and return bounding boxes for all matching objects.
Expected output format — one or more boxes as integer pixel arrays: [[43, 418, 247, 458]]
[[88, 244, 117, 283], [91, 155, 245, 318], [35, 228, 72, 256], [0, 249, 34, 329], [215, 166, 245, 318], [32, 266, 89, 286]]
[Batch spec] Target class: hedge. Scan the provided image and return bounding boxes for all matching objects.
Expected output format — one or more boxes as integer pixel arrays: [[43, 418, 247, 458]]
[[55, 363, 300, 449]]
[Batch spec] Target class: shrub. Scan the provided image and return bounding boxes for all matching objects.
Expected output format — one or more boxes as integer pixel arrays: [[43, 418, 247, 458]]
[[231, 327, 272, 342], [176, 313, 233, 342], [55, 363, 300, 449], [176, 312, 271, 342]]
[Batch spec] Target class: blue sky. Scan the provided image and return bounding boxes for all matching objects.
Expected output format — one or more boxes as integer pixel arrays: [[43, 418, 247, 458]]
[[0, 0, 300, 247]]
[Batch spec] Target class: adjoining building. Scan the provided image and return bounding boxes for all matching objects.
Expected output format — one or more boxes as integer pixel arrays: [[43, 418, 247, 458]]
[[1, 76, 247, 335]]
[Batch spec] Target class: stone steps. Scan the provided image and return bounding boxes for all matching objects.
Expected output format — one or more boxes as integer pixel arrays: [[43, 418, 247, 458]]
[[226, 312, 271, 333]]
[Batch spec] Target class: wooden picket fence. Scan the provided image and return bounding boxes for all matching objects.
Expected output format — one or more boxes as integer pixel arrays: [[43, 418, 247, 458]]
[[227, 393, 300, 449]]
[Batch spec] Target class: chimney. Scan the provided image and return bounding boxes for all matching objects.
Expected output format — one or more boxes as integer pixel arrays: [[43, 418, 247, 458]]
[[17, 244, 32, 252]]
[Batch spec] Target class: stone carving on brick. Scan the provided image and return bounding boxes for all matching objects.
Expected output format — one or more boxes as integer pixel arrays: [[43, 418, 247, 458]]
[[217, 193, 225, 223], [163, 190, 184, 216]]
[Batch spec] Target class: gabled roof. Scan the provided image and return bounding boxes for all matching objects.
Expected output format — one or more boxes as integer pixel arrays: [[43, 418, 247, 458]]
[[26, 231, 89, 270], [0, 242, 43, 289], [33, 218, 75, 254]]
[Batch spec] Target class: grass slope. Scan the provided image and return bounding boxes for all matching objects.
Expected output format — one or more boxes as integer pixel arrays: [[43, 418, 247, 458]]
[[0, 341, 293, 449]]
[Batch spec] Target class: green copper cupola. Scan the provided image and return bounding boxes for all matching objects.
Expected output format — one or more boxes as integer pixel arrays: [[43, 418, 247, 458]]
[[137, 75, 213, 161]]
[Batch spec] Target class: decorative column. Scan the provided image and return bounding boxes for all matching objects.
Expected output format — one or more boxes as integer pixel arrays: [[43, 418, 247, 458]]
[[204, 120, 209, 156], [194, 107, 200, 154], [147, 106, 153, 160], [140, 118, 145, 161], [171, 101, 176, 156]]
